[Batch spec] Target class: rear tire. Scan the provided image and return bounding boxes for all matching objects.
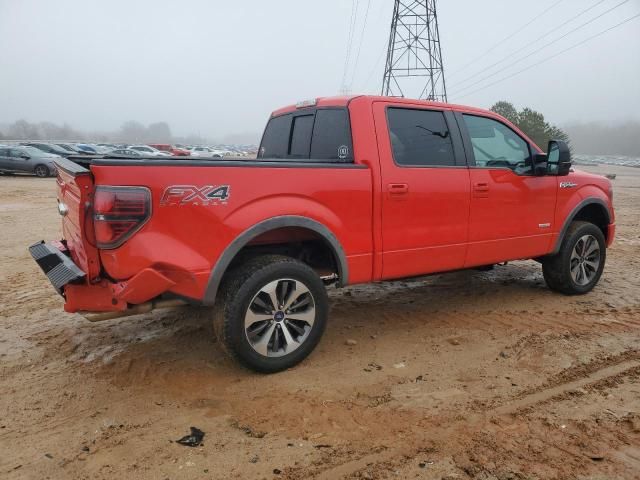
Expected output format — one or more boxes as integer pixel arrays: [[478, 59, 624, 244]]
[[542, 221, 606, 295], [34, 164, 49, 178], [213, 255, 329, 373]]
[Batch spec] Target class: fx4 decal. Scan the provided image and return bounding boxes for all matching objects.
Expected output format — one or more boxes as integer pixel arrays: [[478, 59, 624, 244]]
[[160, 185, 230, 206]]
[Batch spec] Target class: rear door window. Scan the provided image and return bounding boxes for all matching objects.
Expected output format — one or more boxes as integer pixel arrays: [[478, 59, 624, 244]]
[[387, 107, 455, 167]]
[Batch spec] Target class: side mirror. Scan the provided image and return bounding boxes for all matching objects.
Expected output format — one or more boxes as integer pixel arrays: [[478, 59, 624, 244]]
[[531, 152, 548, 176], [547, 140, 571, 176]]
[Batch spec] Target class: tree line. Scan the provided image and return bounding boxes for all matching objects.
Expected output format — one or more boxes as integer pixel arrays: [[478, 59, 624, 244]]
[[0, 119, 205, 145]]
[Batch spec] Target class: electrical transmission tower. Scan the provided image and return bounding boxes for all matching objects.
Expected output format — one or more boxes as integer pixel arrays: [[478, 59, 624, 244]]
[[381, 0, 447, 102]]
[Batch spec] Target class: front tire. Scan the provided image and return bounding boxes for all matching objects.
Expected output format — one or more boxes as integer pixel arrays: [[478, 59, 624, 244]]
[[213, 255, 329, 373], [542, 221, 606, 295]]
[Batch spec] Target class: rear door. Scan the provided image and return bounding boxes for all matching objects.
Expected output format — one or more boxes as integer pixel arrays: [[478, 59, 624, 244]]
[[374, 102, 471, 279], [456, 112, 557, 266]]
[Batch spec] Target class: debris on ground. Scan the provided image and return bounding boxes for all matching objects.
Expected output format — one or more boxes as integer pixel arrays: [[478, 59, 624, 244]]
[[176, 427, 205, 447], [231, 420, 266, 438]]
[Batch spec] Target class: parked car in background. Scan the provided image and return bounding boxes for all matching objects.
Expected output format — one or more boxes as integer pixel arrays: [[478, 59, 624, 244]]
[[129, 145, 172, 157], [75, 144, 98, 154], [0, 146, 59, 177], [56, 143, 83, 154], [189, 146, 222, 158], [22, 142, 73, 158], [110, 149, 143, 156], [148, 144, 190, 156], [90, 145, 112, 154]]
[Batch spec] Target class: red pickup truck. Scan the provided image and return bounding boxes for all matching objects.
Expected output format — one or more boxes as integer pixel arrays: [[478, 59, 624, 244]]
[[30, 95, 615, 372]]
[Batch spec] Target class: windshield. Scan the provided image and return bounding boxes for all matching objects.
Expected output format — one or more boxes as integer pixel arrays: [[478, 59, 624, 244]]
[[56, 144, 76, 151], [22, 146, 57, 157]]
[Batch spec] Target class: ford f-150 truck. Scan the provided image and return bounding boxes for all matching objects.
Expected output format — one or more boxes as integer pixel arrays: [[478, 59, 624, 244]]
[[30, 95, 615, 372]]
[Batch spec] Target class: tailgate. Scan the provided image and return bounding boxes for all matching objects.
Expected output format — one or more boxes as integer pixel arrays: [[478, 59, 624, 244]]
[[55, 158, 101, 281]]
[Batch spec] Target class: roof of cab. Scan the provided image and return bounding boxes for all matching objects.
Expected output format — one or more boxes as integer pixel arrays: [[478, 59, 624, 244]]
[[270, 95, 496, 118]]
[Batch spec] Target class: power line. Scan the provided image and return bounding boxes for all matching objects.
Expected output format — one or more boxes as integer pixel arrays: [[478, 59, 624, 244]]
[[340, 0, 360, 93], [449, 0, 606, 90], [453, 12, 640, 100], [452, 0, 632, 96], [358, 1, 393, 92], [448, 0, 567, 77], [362, 45, 388, 92], [349, 0, 372, 90]]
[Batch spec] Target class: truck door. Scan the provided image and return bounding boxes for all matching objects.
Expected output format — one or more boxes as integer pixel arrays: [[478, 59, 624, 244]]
[[373, 102, 471, 280], [456, 112, 558, 266]]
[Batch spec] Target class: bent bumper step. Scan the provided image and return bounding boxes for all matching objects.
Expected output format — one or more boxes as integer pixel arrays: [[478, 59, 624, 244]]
[[29, 241, 86, 292]]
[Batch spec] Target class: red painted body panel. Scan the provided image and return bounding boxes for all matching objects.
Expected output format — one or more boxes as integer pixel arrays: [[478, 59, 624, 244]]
[[47, 96, 615, 313], [91, 163, 373, 299], [465, 168, 557, 266]]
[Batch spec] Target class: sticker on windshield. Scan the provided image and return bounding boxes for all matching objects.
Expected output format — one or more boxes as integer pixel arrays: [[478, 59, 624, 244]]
[[338, 145, 349, 160]]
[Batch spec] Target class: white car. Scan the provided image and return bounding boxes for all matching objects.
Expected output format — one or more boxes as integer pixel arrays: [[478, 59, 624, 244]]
[[189, 146, 222, 158], [129, 145, 172, 157]]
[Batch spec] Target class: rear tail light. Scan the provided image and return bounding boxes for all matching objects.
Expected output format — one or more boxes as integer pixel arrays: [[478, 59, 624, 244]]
[[93, 186, 151, 249]]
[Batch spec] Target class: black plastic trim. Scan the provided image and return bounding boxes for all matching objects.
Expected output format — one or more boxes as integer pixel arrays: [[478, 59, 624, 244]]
[[202, 216, 348, 306], [550, 198, 612, 255], [91, 158, 367, 168]]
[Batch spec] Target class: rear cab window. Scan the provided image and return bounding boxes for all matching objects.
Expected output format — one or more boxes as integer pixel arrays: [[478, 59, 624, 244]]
[[258, 108, 353, 162]]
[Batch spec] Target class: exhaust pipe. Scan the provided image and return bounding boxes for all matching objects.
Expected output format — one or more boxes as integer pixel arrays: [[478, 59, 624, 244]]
[[81, 298, 187, 322]]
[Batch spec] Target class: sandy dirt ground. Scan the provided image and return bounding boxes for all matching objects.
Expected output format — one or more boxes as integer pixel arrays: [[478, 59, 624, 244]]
[[1, 165, 639, 480]]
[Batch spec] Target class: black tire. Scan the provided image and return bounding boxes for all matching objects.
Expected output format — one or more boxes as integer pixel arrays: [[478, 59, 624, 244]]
[[34, 164, 49, 178], [213, 255, 329, 373], [542, 221, 606, 295]]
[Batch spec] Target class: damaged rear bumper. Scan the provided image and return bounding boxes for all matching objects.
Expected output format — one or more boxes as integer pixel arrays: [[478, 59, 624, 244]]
[[30, 240, 179, 314]]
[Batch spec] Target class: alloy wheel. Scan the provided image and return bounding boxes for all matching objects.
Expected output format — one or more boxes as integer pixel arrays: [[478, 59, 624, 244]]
[[570, 234, 600, 286], [244, 278, 315, 357]]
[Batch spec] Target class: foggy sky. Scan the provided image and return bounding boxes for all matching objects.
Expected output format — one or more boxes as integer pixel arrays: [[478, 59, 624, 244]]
[[1, 0, 639, 140]]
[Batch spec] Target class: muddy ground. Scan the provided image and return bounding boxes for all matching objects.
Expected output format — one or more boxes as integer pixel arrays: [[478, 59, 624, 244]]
[[1, 165, 639, 479]]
